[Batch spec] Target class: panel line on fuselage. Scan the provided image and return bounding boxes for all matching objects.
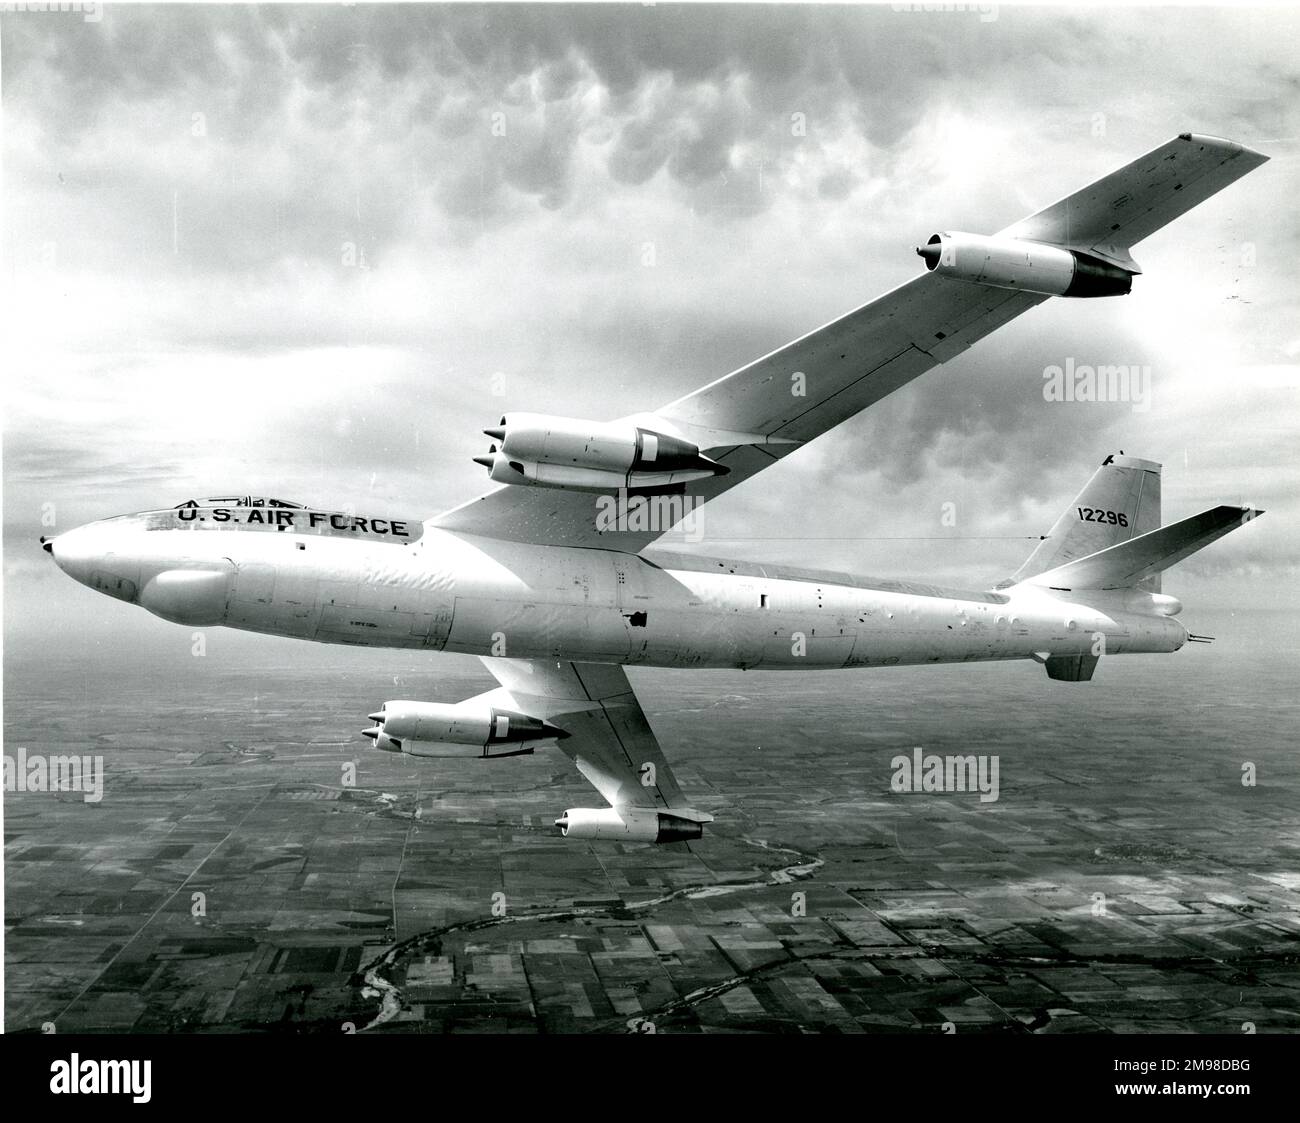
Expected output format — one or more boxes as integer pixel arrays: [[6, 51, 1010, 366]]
[[640, 548, 1010, 605]]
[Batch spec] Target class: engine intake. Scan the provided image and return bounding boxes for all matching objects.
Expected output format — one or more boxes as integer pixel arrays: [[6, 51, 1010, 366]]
[[917, 232, 1133, 298], [362, 700, 566, 759], [473, 412, 728, 492]]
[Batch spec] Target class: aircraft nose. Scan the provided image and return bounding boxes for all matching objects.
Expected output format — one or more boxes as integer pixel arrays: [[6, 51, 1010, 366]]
[[45, 522, 143, 603], [43, 524, 100, 585]]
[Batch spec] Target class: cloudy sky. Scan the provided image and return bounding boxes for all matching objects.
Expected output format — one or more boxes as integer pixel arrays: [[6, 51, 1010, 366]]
[[4, 2, 1298, 657]]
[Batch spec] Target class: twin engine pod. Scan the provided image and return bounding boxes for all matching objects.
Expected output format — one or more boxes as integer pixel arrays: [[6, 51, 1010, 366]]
[[917, 232, 1134, 298], [555, 806, 705, 844], [362, 700, 567, 759], [473, 412, 729, 492]]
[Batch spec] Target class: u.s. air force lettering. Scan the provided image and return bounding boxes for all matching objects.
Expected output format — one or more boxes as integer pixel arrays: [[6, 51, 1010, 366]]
[[175, 506, 412, 538]]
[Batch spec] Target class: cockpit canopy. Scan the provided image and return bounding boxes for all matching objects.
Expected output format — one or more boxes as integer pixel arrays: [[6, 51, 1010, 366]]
[[175, 496, 305, 509]]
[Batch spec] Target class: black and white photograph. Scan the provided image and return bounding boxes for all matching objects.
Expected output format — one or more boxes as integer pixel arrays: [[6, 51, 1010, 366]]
[[2, 0, 1297, 1090]]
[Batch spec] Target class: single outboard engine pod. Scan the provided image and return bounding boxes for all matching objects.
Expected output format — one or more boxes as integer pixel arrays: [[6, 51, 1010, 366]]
[[555, 807, 705, 843], [917, 232, 1134, 297], [474, 412, 729, 491]]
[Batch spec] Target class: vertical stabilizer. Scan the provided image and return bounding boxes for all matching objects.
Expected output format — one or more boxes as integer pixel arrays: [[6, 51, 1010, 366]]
[[1012, 454, 1161, 588]]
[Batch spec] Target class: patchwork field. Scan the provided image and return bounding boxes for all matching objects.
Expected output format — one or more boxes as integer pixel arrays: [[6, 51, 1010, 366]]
[[5, 609, 1298, 1033]]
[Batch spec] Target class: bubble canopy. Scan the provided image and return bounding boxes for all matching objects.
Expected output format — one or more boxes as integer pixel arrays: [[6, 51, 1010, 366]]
[[174, 496, 305, 509]]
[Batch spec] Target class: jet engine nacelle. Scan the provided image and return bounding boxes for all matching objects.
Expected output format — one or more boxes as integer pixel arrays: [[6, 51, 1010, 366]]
[[362, 700, 565, 759], [555, 806, 704, 843], [917, 232, 1133, 297], [474, 412, 728, 492]]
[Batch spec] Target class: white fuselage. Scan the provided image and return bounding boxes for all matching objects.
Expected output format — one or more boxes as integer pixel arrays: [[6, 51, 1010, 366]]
[[50, 505, 1188, 669]]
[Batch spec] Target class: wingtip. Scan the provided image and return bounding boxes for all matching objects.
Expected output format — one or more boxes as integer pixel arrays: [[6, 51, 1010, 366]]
[[1177, 131, 1269, 164], [1237, 143, 1270, 167]]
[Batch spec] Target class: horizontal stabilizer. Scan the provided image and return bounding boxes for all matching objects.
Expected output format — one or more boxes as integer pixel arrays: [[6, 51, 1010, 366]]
[[1025, 505, 1262, 590]]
